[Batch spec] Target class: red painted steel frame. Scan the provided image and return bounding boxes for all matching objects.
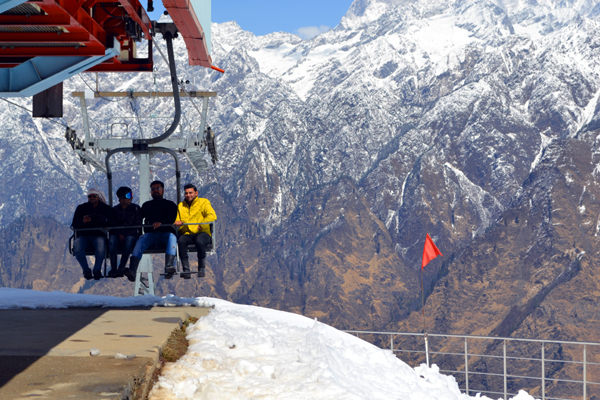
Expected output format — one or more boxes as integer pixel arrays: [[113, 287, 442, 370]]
[[0, 0, 216, 72], [0, 0, 153, 71], [162, 0, 211, 67]]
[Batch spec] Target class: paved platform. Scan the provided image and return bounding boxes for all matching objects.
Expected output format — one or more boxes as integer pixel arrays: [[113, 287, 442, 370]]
[[0, 306, 211, 399]]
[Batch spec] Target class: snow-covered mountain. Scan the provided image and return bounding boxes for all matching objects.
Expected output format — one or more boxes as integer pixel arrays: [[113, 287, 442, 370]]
[[1, 0, 600, 346]]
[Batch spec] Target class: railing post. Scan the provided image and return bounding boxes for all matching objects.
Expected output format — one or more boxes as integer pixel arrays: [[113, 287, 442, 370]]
[[541, 343, 545, 400], [584, 344, 587, 400], [425, 333, 430, 367], [465, 337, 469, 395], [504, 340, 507, 400], [390, 334, 393, 351]]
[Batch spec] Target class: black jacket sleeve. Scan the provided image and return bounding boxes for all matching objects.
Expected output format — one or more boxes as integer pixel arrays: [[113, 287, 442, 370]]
[[71, 204, 85, 230]]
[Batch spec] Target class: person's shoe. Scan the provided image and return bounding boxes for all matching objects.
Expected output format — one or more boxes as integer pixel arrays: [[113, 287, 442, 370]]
[[116, 267, 125, 278], [123, 269, 135, 282], [181, 259, 190, 273], [198, 258, 206, 278], [83, 269, 93, 280], [180, 259, 191, 279], [93, 270, 102, 280], [164, 254, 176, 275], [124, 257, 141, 282], [107, 269, 118, 278]]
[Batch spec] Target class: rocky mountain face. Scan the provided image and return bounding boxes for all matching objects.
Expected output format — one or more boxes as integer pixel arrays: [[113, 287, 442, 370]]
[[1, 0, 600, 345]]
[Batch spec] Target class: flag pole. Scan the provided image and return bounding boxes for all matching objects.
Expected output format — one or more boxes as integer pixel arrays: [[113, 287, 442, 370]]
[[421, 233, 441, 368], [421, 265, 429, 367]]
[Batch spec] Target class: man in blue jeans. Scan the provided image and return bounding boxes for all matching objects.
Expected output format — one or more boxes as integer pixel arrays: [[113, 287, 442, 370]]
[[124, 180, 178, 281], [72, 188, 115, 280], [108, 186, 142, 278]]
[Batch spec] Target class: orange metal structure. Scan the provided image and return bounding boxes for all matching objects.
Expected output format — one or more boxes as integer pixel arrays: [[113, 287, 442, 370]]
[[0, 0, 214, 72]]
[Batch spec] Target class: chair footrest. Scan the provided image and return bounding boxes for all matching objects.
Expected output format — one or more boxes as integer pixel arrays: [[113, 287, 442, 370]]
[[159, 272, 200, 277]]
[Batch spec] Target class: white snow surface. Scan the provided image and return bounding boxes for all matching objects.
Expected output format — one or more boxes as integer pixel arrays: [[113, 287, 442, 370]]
[[0, 288, 535, 400]]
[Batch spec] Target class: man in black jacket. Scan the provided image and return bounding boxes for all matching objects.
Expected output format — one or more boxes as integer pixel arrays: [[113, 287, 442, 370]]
[[124, 180, 178, 281], [71, 188, 115, 280], [108, 186, 142, 278]]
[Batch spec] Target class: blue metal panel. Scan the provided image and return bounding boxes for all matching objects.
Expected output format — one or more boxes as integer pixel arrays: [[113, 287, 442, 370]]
[[190, 0, 211, 54], [0, 41, 120, 98], [0, 0, 27, 15]]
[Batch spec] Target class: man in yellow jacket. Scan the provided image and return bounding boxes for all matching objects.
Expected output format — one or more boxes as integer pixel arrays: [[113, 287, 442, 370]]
[[174, 183, 217, 279]]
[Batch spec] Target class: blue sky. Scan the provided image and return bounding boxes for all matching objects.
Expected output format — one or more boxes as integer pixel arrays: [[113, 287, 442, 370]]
[[148, 0, 354, 39]]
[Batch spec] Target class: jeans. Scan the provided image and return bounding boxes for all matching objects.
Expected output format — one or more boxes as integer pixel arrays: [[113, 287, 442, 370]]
[[177, 233, 211, 261], [108, 235, 137, 271], [132, 232, 177, 261], [73, 236, 106, 273]]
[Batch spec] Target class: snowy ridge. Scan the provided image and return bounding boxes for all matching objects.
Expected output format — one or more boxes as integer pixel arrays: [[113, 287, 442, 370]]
[[2, 0, 600, 335]]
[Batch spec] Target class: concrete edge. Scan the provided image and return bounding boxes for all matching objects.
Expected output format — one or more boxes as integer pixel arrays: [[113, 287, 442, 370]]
[[135, 307, 213, 400], [126, 356, 156, 400]]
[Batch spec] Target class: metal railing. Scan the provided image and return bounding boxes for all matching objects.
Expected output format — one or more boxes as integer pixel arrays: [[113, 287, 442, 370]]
[[344, 330, 600, 400]]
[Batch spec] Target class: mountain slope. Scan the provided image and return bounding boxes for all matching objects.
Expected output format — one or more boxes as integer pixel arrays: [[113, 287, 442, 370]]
[[1, 0, 600, 334]]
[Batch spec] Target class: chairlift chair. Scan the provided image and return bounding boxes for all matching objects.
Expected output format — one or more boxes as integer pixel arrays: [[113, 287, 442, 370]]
[[66, 22, 219, 296]]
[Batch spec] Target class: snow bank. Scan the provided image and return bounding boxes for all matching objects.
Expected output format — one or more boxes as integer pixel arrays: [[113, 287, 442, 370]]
[[149, 298, 536, 400]]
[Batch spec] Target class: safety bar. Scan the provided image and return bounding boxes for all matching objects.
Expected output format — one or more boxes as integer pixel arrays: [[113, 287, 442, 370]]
[[69, 221, 216, 257], [72, 222, 213, 232]]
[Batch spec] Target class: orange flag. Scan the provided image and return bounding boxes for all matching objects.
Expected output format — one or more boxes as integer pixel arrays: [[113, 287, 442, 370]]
[[422, 233, 442, 269]]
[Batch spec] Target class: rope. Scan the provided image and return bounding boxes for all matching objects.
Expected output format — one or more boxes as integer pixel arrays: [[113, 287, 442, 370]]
[[153, 39, 208, 127], [100, 2, 125, 19], [0, 98, 70, 128], [129, 93, 145, 139], [78, 75, 120, 102], [86, 162, 101, 189]]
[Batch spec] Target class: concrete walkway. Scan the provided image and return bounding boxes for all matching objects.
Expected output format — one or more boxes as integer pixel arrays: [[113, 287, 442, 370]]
[[0, 306, 211, 399]]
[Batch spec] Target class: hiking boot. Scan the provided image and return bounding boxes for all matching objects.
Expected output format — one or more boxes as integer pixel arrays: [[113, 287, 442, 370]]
[[124, 256, 141, 282], [83, 269, 93, 280], [180, 259, 191, 279], [198, 258, 206, 278], [107, 269, 118, 278], [93, 270, 102, 280], [116, 267, 125, 278], [164, 254, 176, 279]]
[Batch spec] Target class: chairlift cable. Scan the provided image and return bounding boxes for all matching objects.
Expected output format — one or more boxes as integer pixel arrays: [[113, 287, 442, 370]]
[[100, 2, 125, 20], [179, 82, 207, 126], [210, 163, 222, 199], [86, 162, 101, 189], [153, 37, 170, 68], [180, 106, 195, 134], [78, 75, 120, 102], [153, 40, 207, 126], [0, 98, 70, 128], [151, 67, 159, 117], [128, 93, 145, 139]]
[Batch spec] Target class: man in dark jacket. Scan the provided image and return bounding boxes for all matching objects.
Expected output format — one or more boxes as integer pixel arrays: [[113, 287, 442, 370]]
[[124, 180, 178, 281], [108, 186, 142, 278], [72, 188, 115, 280]]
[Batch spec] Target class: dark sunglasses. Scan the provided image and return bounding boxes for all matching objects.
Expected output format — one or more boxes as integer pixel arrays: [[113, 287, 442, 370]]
[[118, 192, 132, 200], [87, 194, 98, 199], [151, 186, 163, 192]]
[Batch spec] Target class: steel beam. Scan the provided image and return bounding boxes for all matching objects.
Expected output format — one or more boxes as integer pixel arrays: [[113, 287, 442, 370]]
[[0, 38, 119, 97], [162, 0, 211, 67], [0, 0, 27, 15]]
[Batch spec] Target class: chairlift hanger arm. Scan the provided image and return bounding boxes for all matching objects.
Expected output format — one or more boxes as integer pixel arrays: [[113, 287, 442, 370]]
[[144, 23, 180, 145]]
